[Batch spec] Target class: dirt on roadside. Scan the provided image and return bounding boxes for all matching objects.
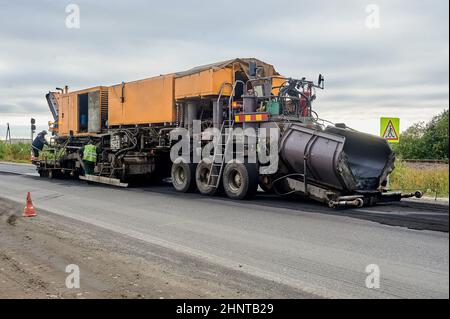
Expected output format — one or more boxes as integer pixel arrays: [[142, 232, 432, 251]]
[[0, 196, 313, 299]]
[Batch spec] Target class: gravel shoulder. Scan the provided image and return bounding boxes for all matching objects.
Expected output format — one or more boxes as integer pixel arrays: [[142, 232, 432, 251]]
[[0, 196, 315, 299]]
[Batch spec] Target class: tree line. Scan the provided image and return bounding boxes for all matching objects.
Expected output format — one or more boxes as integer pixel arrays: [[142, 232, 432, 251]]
[[392, 109, 449, 160]]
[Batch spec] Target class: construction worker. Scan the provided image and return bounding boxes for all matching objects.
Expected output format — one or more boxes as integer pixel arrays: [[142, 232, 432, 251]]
[[80, 140, 97, 175], [31, 130, 49, 157]]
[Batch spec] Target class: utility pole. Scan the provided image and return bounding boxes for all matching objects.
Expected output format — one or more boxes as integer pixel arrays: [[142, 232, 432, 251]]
[[5, 123, 11, 144]]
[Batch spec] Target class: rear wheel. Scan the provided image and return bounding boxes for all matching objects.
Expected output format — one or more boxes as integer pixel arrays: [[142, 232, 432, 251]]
[[223, 161, 258, 200], [195, 159, 219, 196], [171, 161, 196, 193]]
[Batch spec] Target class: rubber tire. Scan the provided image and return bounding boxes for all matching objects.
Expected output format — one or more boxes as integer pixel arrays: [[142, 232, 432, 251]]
[[48, 169, 61, 179], [223, 161, 258, 200], [171, 161, 197, 193], [195, 159, 219, 196], [38, 170, 48, 178]]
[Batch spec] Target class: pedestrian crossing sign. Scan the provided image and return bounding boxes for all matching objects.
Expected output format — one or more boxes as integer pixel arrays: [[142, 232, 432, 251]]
[[380, 117, 400, 143]]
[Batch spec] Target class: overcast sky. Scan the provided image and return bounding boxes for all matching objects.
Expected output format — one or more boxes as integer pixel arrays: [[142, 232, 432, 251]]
[[0, 0, 448, 138]]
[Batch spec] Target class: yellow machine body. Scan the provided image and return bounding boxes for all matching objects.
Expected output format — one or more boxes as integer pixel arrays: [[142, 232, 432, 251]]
[[57, 86, 108, 137], [54, 58, 280, 136]]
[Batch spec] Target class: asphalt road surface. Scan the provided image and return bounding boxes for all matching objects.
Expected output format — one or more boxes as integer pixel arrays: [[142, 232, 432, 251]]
[[0, 162, 38, 176], [0, 163, 448, 298]]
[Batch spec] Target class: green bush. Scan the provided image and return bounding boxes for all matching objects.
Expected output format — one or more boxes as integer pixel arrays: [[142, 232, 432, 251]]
[[393, 109, 449, 160], [0, 141, 32, 162], [0, 141, 66, 163], [0, 141, 6, 160]]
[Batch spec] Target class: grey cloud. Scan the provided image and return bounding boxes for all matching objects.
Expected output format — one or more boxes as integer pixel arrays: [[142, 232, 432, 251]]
[[321, 91, 449, 104], [0, 0, 448, 135], [0, 99, 48, 115]]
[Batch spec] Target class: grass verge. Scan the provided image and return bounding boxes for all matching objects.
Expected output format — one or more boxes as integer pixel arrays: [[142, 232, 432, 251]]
[[0, 141, 31, 163], [389, 160, 449, 198]]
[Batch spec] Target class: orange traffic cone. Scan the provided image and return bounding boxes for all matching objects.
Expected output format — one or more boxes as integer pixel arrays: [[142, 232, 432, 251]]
[[23, 192, 37, 217]]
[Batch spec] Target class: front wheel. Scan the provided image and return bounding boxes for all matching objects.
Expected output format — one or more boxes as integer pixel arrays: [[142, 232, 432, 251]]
[[38, 169, 47, 178], [223, 161, 258, 200]]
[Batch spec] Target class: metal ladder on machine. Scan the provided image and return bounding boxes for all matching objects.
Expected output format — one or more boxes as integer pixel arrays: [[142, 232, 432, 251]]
[[206, 80, 245, 189], [206, 119, 234, 188]]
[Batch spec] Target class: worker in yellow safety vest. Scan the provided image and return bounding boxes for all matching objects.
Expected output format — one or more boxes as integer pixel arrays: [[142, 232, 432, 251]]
[[81, 140, 97, 175]]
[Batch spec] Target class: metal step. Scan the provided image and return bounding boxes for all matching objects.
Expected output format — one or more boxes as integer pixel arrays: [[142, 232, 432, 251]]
[[80, 174, 129, 187]]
